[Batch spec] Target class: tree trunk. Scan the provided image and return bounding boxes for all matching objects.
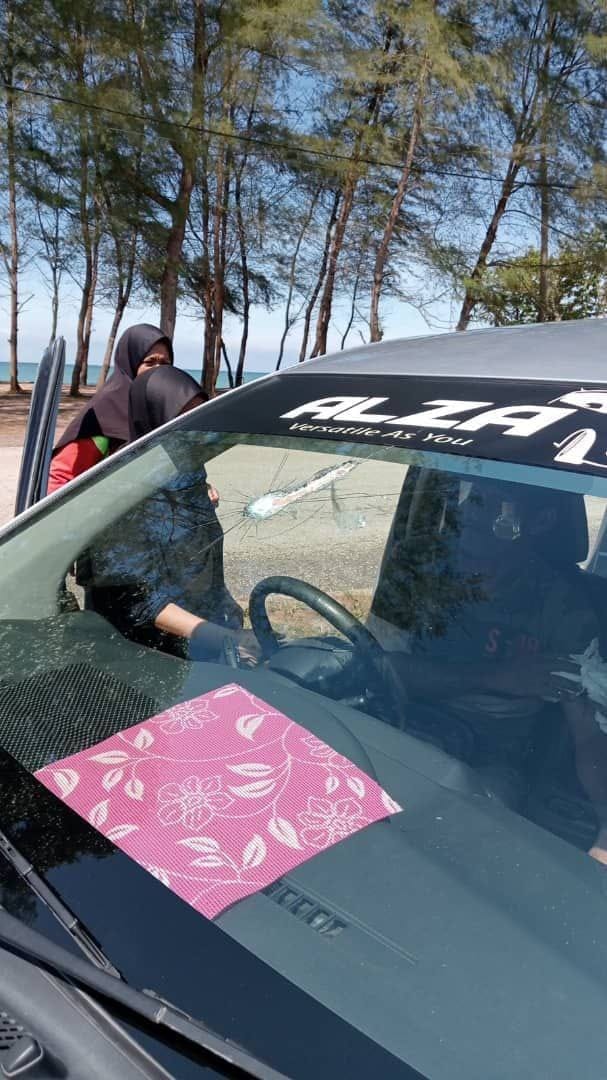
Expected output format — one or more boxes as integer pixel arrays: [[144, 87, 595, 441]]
[[234, 171, 250, 387], [199, 145, 214, 385], [7, 89, 19, 392], [220, 339, 235, 388], [309, 28, 394, 358], [211, 155, 229, 395], [159, 166, 194, 340], [455, 160, 521, 331], [96, 231, 137, 389], [49, 200, 62, 343], [5, 2, 20, 392], [80, 234, 99, 387], [72, 201, 100, 393], [310, 174, 358, 358], [71, 51, 93, 397], [203, 138, 230, 397], [97, 300, 126, 388], [202, 286, 215, 392], [299, 191, 340, 362], [455, 11, 556, 332], [50, 267, 59, 344], [538, 143, 550, 322], [160, 0, 206, 341], [72, 277, 89, 397], [341, 267, 361, 350], [275, 185, 321, 371], [369, 58, 428, 342], [537, 19, 553, 323]]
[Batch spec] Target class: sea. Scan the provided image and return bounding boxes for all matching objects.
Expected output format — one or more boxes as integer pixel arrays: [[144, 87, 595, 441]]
[[0, 362, 267, 387]]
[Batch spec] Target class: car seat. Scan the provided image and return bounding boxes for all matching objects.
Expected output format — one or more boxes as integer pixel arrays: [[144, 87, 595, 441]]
[[369, 468, 593, 818]]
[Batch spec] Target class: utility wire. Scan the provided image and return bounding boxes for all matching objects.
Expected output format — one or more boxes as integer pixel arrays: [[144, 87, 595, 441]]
[[1, 80, 588, 193]]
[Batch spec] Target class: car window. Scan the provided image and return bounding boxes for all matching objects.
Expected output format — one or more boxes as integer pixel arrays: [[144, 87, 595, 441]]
[[4, 423, 607, 1078]]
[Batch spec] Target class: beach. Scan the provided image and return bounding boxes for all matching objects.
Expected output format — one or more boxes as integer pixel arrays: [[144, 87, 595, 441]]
[[0, 385, 95, 526]]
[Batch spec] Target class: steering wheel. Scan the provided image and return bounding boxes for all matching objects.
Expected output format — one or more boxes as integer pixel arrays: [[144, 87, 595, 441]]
[[248, 575, 402, 723]]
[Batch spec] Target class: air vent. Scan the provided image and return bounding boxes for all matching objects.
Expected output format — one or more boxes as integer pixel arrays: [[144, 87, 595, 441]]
[[0, 1008, 43, 1076], [263, 880, 348, 938], [0, 1011, 23, 1051]]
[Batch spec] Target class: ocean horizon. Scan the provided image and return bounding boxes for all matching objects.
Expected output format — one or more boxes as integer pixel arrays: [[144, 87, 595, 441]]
[[0, 362, 268, 387]]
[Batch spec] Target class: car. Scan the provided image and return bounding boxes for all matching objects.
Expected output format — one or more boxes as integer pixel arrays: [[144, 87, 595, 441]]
[[3, 317, 607, 1078]]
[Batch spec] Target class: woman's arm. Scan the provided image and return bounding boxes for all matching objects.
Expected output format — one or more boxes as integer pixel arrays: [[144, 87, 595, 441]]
[[154, 602, 258, 662], [154, 602, 204, 638], [48, 437, 108, 493]]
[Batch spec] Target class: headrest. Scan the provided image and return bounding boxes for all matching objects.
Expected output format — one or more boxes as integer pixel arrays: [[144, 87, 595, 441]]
[[527, 487, 589, 565], [459, 478, 589, 566]]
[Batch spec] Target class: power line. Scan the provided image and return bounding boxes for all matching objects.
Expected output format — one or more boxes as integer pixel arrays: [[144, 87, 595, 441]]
[[1, 80, 585, 193]]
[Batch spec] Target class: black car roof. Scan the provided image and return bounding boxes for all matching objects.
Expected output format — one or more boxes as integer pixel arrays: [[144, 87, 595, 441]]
[[283, 317, 607, 384], [198, 318, 607, 485]]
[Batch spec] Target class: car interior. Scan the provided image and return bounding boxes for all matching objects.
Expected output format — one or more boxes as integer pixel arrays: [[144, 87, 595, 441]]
[[4, 432, 607, 1078], [1, 440, 607, 855]]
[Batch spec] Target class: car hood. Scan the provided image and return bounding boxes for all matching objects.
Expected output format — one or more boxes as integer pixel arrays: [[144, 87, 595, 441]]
[[1, 645, 607, 1079]]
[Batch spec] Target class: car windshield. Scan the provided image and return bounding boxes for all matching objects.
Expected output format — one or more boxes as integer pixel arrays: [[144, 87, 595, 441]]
[[3, 418, 607, 1078]]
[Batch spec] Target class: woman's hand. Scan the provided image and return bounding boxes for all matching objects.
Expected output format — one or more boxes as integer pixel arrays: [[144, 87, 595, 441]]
[[233, 629, 262, 666], [188, 621, 261, 664]]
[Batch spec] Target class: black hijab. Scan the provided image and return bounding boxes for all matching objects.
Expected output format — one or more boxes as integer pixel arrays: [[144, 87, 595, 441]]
[[128, 366, 204, 441], [54, 324, 173, 451]]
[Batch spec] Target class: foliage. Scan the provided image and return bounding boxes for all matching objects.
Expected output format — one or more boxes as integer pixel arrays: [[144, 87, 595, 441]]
[[471, 237, 607, 325], [2, 0, 607, 391]]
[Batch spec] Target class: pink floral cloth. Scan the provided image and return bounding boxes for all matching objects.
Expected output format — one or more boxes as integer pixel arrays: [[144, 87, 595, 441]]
[[35, 683, 402, 919]]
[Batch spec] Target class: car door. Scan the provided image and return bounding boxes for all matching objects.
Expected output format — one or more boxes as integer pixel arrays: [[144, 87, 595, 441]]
[[14, 337, 66, 516]]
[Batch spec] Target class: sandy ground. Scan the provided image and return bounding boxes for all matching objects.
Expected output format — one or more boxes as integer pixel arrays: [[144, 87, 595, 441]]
[[0, 384, 95, 526]]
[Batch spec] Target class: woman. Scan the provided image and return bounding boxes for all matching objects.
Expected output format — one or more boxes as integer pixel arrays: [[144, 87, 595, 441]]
[[48, 324, 173, 493], [86, 366, 251, 663]]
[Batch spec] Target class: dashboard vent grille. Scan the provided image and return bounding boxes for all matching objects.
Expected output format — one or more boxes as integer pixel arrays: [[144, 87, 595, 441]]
[[263, 880, 348, 938], [0, 1010, 24, 1051]]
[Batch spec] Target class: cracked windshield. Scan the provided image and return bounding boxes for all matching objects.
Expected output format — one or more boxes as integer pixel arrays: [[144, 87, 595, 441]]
[[212, 442, 402, 636], [5, 420, 607, 1077], [35, 424, 607, 873]]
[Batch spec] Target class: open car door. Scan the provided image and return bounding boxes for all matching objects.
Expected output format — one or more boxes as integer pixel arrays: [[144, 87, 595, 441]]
[[14, 337, 66, 515]]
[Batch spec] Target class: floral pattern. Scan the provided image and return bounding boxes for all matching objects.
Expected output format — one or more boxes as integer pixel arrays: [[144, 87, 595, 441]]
[[157, 775, 233, 828], [35, 684, 402, 920], [153, 699, 218, 735], [300, 734, 354, 770], [298, 796, 369, 848]]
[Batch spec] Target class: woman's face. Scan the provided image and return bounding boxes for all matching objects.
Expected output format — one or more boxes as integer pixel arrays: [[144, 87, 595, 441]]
[[136, 339, 172, 376]]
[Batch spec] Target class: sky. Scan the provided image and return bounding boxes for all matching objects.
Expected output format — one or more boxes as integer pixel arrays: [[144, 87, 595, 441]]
[[2, 268, 457, 377]]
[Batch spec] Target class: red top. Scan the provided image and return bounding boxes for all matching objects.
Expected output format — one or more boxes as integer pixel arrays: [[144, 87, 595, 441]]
[[47, 438, 105, 494]]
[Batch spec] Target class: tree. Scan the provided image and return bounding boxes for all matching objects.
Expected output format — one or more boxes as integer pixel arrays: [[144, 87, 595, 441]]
[[455, 0, 607, 331], [25, 0, 117, 393], [368, 0, 474, 342], [308, 13, 398, 357], [276, 184, 322, 370], [96, 221, 139, 389], [26, 127, 71, 345], [472, 238, 607, 325], [298, 189, 341, 361], [0, 0, 24, 391], [119, 0, 210, 341]]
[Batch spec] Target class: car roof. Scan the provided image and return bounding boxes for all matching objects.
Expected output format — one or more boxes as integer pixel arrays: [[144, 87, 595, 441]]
[[283, 317, 607, 384]]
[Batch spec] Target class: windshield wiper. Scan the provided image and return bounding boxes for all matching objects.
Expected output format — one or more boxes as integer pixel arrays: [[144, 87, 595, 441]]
[[0, 908, 288, 1079], [0, 825, 121, 977]]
